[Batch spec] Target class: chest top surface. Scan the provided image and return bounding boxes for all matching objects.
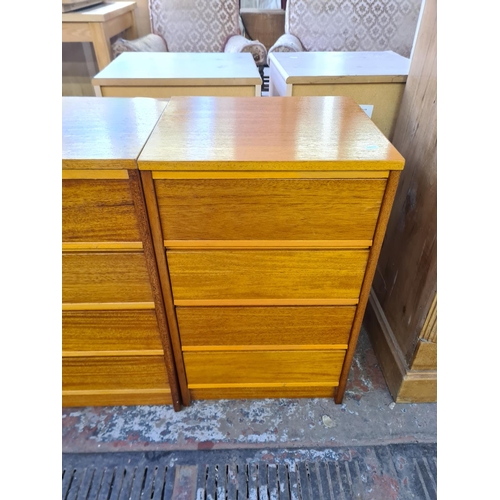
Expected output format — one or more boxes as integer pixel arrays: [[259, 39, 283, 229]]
[[137, 96, 404, 171], [92, 52, 262, 86], [62, 97, 167, 169], [270, 51, 410, 84], [62, 1, 136, 22]]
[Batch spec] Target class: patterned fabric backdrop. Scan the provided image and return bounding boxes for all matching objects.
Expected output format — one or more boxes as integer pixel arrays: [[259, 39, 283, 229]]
[[149, 0, 241, 52], [285, 0, 422, 57]]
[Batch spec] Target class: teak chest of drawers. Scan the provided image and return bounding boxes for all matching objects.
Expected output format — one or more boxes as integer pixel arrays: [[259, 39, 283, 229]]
[[62, 97, 181, 410], [137, 95, 404, 405]]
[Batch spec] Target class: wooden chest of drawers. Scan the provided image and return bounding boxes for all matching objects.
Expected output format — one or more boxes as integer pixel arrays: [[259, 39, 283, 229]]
[[137, 95, 404, 404], [62, 97, 181, 409]]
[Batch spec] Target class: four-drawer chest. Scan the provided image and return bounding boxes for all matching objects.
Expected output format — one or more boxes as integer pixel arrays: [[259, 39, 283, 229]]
[[62, 95, 404, 409]]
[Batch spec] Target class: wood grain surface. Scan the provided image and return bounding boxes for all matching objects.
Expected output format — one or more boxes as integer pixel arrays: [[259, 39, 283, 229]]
[[63, 389, 172, 407], [154, 178, 386, 241], [167, 250, 369, 301], [137, 96, 405, 171], [370, 0, 436, 363], [190, 386, 336, 400], [62, 252, 153, 303], [141, 170, 191, 406], [176, 306, 355, 347], [184, 350, 346, 386], [62, 356, 169, 391], [62, 309, 162, 351], [62, 97, 167, 169], [63, 179, 141, 242]]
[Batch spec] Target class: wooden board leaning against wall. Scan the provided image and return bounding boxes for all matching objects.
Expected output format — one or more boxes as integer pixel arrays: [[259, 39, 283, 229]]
[[363, 0, 437, 403]]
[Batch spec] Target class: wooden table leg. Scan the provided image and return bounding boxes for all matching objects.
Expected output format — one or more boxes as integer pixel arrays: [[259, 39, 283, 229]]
[[89, 22, 112, 70], [125, 9, 138, 40]]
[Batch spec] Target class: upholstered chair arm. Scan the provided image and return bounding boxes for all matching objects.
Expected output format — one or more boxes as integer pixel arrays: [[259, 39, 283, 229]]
[[111, 34, 167, 59], [224, 34, 267, 66], [267, 33, 304, 64]]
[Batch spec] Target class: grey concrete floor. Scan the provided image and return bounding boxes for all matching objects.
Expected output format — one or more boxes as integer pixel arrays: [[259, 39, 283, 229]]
[[62, 326, 437, 453]]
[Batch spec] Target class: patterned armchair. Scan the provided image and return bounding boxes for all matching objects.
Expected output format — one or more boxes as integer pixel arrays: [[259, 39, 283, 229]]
[[268, 0, 422, 62], [112, 0, 267, 65]]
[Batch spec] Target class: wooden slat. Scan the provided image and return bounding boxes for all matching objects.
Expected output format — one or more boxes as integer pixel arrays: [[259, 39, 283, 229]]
[[141, 170, 191, 406], [63, 309, 162, 351], [62, 302, 155, 310], [62, 252, 153, 303], [62, 388, 172, 407], [62, 169, 129, 179], [173, 299, 358, 306], [62, 242, 143, 251], [167, 249, 369, 300], [165, 240, 372, 249], [190, 385, 336, 400], [128, 168, 183, 411], [189, 382, 338, 389], [182, 345, 348, 352], [62, 356, 169, 391], [176, 306, 355, 347], [151, 171, 389, 179], [154, 178, 386, 241], [63, 350, 164, 357], [184, 350, 346, 386], [420, 294, 437, 342]]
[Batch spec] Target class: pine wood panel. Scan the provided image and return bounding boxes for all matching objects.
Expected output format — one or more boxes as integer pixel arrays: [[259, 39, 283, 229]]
[[154, 178, 386, 241], [176, 306, 355, 347], [190, 385, 335, 400], [137, 96, 405, 171], [62, 252, 153, 303], [63, 389, 172, 407], [62, 310, 162, 351], [63, 179, 141, 242], [184, 350, 346, 386], [62, 356, 169, 391], [167, 250, 369, 301]]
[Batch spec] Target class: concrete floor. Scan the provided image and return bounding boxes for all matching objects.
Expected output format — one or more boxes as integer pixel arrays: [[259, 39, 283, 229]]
[[62, 326, 437, 453]]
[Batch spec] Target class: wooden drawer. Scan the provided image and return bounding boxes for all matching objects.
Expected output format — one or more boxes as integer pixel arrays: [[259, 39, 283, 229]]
[[177, 306, 355, 347], [154, 178, 386, 241], [167, 250, 369, 301], [184, 350, 346, 386], [62, 310, 162, 352], [62, 356, 169, 391], [62, 179, 141, 242], [62, 252, 153, 303]]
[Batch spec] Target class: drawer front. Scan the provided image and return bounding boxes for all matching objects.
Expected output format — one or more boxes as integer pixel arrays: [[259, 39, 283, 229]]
[[62, 310, 162, 352], [177, 306, 355, 347], [62, 252, 153, 303], [63, 179, 141, 242], [184, 350, 346, 386], [155, 178, 386, 241], [62, 356, 168, 391], [167, 250, 369, 301]]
